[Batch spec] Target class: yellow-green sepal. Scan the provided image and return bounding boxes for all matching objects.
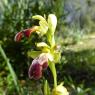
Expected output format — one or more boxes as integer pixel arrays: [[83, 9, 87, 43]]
[[36, 42, 50, 52], [48, 14, 57, 34], [27, 50, 42, 59]]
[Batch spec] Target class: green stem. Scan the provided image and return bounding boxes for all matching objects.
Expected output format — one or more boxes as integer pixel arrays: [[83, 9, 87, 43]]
[[49, 62, 57, 87], [0, 45, 22, 94]]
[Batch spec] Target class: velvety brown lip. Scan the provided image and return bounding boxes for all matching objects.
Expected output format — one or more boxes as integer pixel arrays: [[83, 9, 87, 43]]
[[28, 63, 42, 80], [28, 53, 48, 80], [14, 31, 23, 42]]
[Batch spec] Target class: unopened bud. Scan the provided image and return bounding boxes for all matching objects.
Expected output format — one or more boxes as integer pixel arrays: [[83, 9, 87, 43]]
[[52, 83, 69, 95]]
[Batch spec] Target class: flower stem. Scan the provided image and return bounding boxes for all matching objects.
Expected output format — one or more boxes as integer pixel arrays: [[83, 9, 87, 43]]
[[49, 62, 57, 87]]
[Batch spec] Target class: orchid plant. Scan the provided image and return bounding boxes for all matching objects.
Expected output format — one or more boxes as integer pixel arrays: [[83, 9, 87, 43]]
[[14, 14, 69, 95]]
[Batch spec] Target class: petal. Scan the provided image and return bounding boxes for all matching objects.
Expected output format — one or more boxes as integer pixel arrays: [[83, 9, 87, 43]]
[[23, 29, 32, 37], [42, 62, 48, 70], [28, 53, 49, 80], [32, 15, 48, 36], [32, 15, 47, 23], [28, 60, 42, 80], [14, 32, 23, 42]]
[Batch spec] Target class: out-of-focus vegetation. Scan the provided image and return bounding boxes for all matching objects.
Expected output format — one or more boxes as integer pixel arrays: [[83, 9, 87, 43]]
[[0, 0, 95, 94]]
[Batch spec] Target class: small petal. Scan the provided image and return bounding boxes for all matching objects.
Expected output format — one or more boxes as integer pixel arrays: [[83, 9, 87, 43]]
[[14, 32, 23, 42]]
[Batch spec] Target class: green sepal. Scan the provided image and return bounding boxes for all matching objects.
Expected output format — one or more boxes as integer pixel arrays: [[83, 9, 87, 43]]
[[47, 14, 57, 47], [32, 15, 48, 36], [39, 20, 48, 36], [27, 50, 42, 58], [48, 14, 57, 35], [36, 42, 50, 52], [32, 15, 47, 22], [36, 42, 49, 48]]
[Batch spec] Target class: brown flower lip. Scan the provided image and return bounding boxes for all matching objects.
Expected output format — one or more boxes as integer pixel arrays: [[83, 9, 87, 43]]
[[28, 62, 42, 80], [14, 26, 38, 42], [23, 26, 37, 37], [14, 31, 23, 42], [28, 53, 48, 80]]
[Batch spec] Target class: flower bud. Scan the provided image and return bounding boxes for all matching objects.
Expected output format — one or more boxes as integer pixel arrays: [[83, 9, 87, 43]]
[[52, 83, 69, 95]]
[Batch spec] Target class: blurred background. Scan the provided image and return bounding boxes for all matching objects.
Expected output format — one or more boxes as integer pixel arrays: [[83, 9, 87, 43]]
[[0, 0, 95, 94]]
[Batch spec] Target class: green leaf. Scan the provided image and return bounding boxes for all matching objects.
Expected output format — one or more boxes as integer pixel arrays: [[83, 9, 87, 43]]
[[44, 80, 51, 95], [27, 50, 42, 58]]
